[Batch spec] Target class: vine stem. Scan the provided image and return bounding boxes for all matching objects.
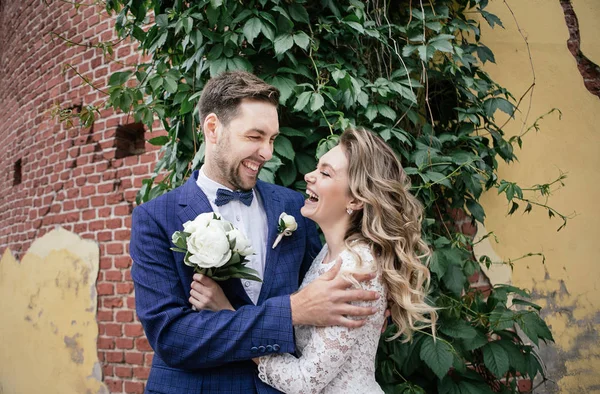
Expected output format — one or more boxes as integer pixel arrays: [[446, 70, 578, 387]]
[[63, 63, 109, 95], [499, 0, 536, 134]]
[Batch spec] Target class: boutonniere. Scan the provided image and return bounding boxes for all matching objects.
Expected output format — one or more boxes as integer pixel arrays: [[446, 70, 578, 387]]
[[272, 212, 298, 249]]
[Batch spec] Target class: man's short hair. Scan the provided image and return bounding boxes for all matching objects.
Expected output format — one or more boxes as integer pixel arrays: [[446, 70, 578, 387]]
[[198, 71, 280, 127]]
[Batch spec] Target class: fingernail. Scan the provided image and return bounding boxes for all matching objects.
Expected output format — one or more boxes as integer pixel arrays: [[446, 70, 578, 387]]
[[372, 307, 378, 314]]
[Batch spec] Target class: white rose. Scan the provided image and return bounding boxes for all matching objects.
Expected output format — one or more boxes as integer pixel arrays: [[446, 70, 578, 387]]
[[208, 217, 234, 233], [280, 213, 298, 231], [182, 212, 215, 234], [227, 228, 254, 256], [186, 221, 232, 268]]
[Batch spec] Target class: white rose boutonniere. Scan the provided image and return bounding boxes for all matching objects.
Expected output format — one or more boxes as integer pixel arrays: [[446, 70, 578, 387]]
[[171, 212, 260, 282], [272, 212, 298, 249]]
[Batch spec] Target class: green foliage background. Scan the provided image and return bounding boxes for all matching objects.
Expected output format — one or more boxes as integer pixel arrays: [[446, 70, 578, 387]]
[[86, 0, 569, 391]]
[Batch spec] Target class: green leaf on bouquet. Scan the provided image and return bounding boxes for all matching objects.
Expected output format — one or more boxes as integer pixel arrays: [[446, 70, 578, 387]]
[[221, 252, 242, 267], [171, 230, 189, 249]]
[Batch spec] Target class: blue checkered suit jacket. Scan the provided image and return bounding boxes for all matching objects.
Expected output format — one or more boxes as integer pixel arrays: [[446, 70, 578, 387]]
[[130, 171, 322, 393]]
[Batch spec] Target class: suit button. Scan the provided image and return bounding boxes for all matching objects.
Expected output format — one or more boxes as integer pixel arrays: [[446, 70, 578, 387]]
[[266, 345, 273, 352], [258, 346, 266, 353], [273, 344, 280, 351], [251, 347, 258, 353]]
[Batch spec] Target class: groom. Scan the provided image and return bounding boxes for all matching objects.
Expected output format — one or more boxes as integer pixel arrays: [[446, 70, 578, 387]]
[[130, 71, 380, 393]]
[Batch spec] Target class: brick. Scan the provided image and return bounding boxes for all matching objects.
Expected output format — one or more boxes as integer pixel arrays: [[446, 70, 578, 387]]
[[115, 256, 132, 268], [145, 353, 154, 365], [97, 336, 115, 350], [116, 310, 134, 323], [100, 256, 113, 269], [105, 379, 122, 392], [124, 381, 145, 394], [106, 243, 123, 255], [103, 364, 114, 377], [105, 351, 124, 363], [105, 270, 123, 281], [114, 205, 133, 216], [104, 323, 123, 337], [125, 323, 144, 337], [106, 218, 122, 229], [117, 282, 134, 294], [97, 282, 115, 296], [97, 310, 114, 321], [135, 337, 153, 351], [461, 221, 477, 237], [116, 338, 134, 350], [125, 351, 144, 365], [518, 379, 532, 392], [115, 366, 133, 378], [90, 195, 105, 207], [115, 229, 131, 240], [133, 366, 151, 379], [104, 297, 124, 308]]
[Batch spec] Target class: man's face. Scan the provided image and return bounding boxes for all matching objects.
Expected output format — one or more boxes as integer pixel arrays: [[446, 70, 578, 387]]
[[210, 99, 279, 191]]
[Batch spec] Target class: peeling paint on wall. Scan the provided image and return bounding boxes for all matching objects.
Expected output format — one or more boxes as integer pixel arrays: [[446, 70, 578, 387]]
[[0, 227, 108, 394]]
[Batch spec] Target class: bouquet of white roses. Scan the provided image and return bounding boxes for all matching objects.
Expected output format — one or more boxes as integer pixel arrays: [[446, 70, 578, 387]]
[[171, 212, 261, 282]]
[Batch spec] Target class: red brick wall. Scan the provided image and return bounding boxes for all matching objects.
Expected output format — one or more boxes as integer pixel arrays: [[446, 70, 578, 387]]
[[0, 2, 159, 393]]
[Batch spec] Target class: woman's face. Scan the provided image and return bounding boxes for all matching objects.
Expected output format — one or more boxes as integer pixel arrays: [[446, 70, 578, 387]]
[[301, 145, 353, 228]]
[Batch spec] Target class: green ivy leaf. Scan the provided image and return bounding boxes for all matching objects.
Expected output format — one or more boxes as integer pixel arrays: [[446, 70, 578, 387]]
[[377, 104, 396, 121], [439, 319, 478, 339], [243, 18, 263, 45], [274, 34, 294, 55], [148, 135, 169, 146], [462, 330, 489, 351], [209, 58, 227, 77], [293, 31, 310, 50], [466, 199, 485, 222], [344, 21, 364, 34], [163, 77, 178, 94], [419, 336, 453, 380], [268, 75, 296, 104], [274, 135, 295, 161], [293, 91, 312, 112], [442, 262, 466, 297], [481, 10, 504, 28], [288, 3, 309, 24], [310, 92, 324, 112], [518, 311, 554, 346], [482, 342, 509, 378]]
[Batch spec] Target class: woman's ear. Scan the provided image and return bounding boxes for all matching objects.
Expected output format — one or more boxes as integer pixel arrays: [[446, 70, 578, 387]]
[[348, 197, 364, 212], [203, 113, 220, 144]]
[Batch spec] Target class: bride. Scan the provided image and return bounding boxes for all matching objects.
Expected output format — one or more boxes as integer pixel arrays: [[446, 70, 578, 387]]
[[190, 127, 436, 393]]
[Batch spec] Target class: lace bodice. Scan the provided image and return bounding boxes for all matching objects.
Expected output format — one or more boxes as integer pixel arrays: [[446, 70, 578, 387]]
[[258, 244, 386, 393]]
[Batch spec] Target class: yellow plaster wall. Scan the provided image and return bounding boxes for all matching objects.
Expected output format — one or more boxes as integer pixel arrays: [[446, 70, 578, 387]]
[[0, 228, 108, 394], [574, 0, 600, 65], [477, 1, 600, 392]]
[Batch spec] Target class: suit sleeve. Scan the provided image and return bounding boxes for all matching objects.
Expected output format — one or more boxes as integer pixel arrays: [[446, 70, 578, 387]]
[[130, 203, 296, 370]]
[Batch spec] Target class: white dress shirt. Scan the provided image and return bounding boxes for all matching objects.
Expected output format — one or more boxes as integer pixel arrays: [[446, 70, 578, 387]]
[[195, 166, 268, 304]]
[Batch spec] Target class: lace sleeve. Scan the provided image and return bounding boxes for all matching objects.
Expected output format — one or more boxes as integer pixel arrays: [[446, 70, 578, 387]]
[[258, 245, 384, 394]]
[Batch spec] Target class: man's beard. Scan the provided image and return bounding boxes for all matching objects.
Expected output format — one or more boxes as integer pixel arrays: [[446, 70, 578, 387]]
[[214, 139, 257, 191]]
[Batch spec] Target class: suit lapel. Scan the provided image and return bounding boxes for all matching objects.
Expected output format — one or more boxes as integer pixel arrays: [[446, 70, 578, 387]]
[[256, 181, 284, 304], [177, 171, 253, 306]]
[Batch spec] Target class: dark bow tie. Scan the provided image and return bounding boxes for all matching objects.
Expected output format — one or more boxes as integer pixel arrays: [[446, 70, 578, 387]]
[[215, 188, 254, 207]]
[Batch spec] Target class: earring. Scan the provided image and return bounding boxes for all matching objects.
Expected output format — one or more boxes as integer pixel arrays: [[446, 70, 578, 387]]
[[346, 208, 353, 215]]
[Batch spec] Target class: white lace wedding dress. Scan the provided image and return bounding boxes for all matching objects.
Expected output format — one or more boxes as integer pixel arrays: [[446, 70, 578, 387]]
[[258, 244, 386, 393]]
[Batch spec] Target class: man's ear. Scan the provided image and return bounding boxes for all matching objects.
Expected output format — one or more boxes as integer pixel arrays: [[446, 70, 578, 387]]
[[203, 113, 220, 144]]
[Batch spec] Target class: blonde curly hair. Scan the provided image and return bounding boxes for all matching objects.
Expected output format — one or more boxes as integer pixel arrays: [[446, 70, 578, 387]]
[[339, 127, 437, 341]]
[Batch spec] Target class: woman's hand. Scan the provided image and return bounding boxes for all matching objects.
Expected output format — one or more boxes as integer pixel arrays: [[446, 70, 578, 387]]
[[189, 274, 235, 312]]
